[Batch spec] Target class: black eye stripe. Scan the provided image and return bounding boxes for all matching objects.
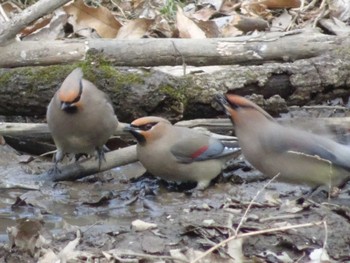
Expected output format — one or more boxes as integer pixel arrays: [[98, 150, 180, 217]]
[[238, 104, 254, 109], [227, 100, 254, 110], [132, 122, 158, 131]]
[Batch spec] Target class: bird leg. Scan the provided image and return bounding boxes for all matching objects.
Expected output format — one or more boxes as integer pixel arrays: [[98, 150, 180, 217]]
[[48, 162, 61, 175], [48, 150, 64, 175], [95, 146, 106, 170]]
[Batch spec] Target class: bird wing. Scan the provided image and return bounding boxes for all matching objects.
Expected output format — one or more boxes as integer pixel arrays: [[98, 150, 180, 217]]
[[264, 128, 350, 171], [170, 135, 239, 163]]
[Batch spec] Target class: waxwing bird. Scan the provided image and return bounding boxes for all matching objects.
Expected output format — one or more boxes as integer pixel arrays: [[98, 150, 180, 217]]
[[216, 94, 350, 189], [125, 116, 240, 190], [47, 68, 118, 172]]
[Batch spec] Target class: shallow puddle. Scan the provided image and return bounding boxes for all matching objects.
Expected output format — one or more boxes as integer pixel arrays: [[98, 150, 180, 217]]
[[0, 144, 350, 262]]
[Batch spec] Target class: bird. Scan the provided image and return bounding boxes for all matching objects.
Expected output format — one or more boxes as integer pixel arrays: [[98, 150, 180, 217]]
[[124, 116, 240, 190], [46, 68, 118, 172], [216, 93, 350, 189]]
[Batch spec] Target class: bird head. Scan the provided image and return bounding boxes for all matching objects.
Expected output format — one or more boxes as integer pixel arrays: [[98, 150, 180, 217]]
[[216, 93, 274, 124], [125, 116, 171, 145], [58, 68, 84, 114]]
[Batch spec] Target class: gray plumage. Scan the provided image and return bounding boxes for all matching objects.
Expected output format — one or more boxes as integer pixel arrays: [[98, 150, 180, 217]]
[[126, 116, 240, 190], [47, 68, 118, 171], [218, 94, 350, 188]]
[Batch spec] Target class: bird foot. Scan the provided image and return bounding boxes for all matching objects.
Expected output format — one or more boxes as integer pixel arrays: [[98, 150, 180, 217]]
[[48, 164, 61, 176], [95, 147, 106, 170], [295, 186, 330, 204]]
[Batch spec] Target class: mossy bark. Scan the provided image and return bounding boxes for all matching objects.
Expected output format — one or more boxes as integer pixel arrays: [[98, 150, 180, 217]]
[[1, 48, 350, 122]]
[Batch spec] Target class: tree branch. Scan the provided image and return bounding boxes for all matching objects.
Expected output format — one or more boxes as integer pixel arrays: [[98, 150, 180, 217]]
[[0, 30, 344, 67], [0, 0, 71, 45]]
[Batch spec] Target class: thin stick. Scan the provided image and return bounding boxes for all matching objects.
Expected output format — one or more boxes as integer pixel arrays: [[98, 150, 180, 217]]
[[234, 173, 280, 236], [112, 251, 189, 263], [0, 0, 71, 44], [322, 220, 328, 256], [190, 221, 324, 263], [39, 145, 138, 182], [191, 173, 280, 263]]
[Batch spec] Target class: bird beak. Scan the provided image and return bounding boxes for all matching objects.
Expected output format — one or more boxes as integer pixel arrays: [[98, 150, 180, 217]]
[[61, 102, 71, 111], [215, 94, 232, 116], [122, 124, 133, 132], [124, 124, 146, 145]]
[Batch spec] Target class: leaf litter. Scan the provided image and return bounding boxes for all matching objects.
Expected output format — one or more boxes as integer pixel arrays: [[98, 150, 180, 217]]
[[1, 0, 350, 262]]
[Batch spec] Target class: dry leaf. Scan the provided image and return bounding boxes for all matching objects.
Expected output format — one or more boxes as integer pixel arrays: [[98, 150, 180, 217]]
[[220, 0, 239, 15], [271, 10, 292, 31], [227, 238, 246, 262], [21, 10, 68, 40], [38, 249, 59, 263], [319, 18, 350, 37], [116, 18, 154, 39], [131, 219, 157, 231], [329, 0, 350, 22], [258, 0, 300, 9], [63, 0, 121, 38], [7, 219, 44, 256], [309, 248, 330, 262], [191, 5, 217, 21], [220, 14, 267, 36], [213, 15, 234, 28], [150, 17, 174, 38], [0, 1, 21, 21], [132, 0, 145, 9], [141, 235, 165, 254], [196, 20, 220, 37], [241, 1, 273, 20], [212, 14, 241, 38], [259, 250, 294, 262], [232, 14, 268, 32], [176, 6, 206, 38], [18, 155, 34, 164], [198, 0, 224, 11], [20, 15, 53, 38], [169, 249, 189, 262], [221, 21, 243, 37]]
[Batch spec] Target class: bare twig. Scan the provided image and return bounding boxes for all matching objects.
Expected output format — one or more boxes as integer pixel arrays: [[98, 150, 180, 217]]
[[259, 214, 303, 222], [39, 145, 138, 182], [0, 5, 10, 22], [107, 250, 189, 263], [234, 173, 280, 236], [191, 173, 280, 263], [0, 0, 71, 44], [312, 0, 329, 28], [0, 122, 130, 137], [190, 221, 325, 263], [322, 220, 328, 252]]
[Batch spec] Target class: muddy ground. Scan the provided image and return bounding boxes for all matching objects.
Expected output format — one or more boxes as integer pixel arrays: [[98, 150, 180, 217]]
[[0, 135, 349, 263]]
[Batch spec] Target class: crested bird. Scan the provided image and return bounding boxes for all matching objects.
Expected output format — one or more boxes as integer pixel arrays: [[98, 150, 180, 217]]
[[125, 116, 240, 190], [46, 68, 118, 172], [216, 94, 350, 189]]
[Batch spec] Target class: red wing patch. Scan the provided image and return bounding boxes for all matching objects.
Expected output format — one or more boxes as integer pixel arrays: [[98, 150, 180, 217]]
[[191, 145, 209, 159]]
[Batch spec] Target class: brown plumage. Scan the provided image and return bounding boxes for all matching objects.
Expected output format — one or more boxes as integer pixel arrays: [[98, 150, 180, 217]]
[[47, 68, 118, 172], [217, 94, 350, 188], [125, 116, 240, 190]]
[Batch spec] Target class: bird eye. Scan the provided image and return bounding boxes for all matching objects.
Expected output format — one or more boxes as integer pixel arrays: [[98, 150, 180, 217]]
[[144, 123, 154, 130], [138, 122, 158, 131]]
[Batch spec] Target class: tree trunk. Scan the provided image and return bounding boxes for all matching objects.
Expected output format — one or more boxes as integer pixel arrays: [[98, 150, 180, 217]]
[[0, 57, 349, 122], [1, 31, 350, 122], [0, 30, 347, 68]]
